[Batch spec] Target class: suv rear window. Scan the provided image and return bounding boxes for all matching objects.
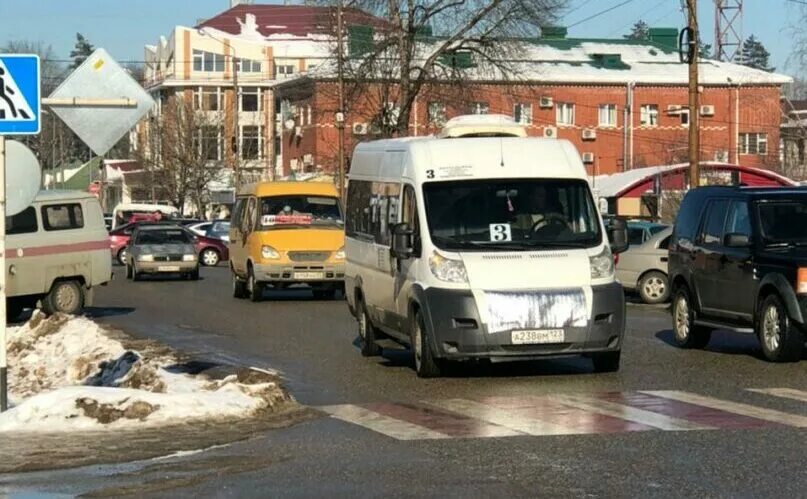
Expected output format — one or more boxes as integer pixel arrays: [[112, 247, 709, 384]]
[[758, 200, 807, 242]]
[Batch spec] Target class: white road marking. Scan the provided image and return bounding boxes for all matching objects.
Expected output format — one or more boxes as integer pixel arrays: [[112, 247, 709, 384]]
[[427, 399, 575, 436], [747, 388, 807, 404], [547, 394, 714, 431], [319, 404, 449, 440], [642, 390, 807, 428]]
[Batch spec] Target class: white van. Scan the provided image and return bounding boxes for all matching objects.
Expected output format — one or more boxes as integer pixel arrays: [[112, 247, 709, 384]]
[[345, 122, 629, 377], [111, 203, 180, 230], [6, 191, 112, 320]]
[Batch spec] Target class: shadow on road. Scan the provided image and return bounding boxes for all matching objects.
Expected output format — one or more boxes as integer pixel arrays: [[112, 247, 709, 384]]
[[654, 328, 775, 361], [85, 306, 136, 319]]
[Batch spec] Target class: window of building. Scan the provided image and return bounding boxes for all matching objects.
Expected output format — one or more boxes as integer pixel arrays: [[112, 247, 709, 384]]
[[241, 125, 262, 160], [274, 64, 295, 79], [740, 133, 768, 155], [193, 50, 225, 72], [556, 102, 575, 125], [469, 102, 489, 115], [7, 206, 38, 235], [428, 101, 447, 126], [42, 204, 84, 231], [640, 104, 659, 126], [383, 102, 400, 126], [306, 105, 312, 126], [236, 58, 262, 73], [680, 109, 690, 126], [198, 125, 222, 161], [514, 103, 532, 125], [598, 104, 617, 127], [197, 87, 221, 111], [240, 87, 260, 112]]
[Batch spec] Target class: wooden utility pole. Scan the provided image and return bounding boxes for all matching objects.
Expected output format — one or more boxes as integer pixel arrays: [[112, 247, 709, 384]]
[[687, 0, 700, 188], [336, 0, 346, 201], [233, 55, 240, 189]]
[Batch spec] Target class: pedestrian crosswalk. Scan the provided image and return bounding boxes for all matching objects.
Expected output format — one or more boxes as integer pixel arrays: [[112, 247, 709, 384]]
[[319, 388, 807, 441]]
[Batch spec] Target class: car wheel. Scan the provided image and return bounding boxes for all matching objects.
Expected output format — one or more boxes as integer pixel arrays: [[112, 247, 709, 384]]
[[200, 248, 220, 267], [42, 280, 84, 316], [117, 248, 127, 266], [247, 266, 263, 302], [592, 350, 621, 373], [132, 263, 142, 282], [125, 264, 133, 279], [757, 294, 804, 362], [639, 271, 670, 304], [358, 300, 381, 357], [411, 309, 442, 378], [672, 286, 711, 349]]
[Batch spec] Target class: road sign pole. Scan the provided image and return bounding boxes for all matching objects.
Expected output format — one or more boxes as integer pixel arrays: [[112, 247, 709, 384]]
[[0, 135, 7, 412]]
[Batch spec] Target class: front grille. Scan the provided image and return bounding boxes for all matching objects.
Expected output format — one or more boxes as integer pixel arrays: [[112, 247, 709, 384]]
[[154, 255, 182, 262], [484, 289, 588, 334], [288, 251, 330, 262]]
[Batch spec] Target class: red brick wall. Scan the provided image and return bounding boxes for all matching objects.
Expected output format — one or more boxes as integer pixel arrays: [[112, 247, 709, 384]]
[[278, 81, 783, 177]]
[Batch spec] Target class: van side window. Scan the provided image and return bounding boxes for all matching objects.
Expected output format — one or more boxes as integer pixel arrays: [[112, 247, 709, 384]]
[[42, 204, 84, 231], [346, 180, 373, 240], [375, 183, 401, 246], [6, 207, 38, 235], [244, 197, 257, 233], [699, 199, 729, 246], [402, 184, 421, 256], [725, 200, 752, 237]]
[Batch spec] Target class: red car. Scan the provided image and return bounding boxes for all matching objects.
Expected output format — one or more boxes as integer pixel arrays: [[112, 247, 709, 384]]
[[109, 222, 228, 267]]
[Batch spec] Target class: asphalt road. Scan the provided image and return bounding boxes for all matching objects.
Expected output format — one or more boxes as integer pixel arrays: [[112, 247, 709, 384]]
[[3, 265, 806, 497]]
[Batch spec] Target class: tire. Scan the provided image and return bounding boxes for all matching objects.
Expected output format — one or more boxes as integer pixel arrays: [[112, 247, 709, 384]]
[[592, 350, 621, 373], [638, 271, 670, 304], [125, 264, 133, 279], [117, 248, 127, 266], [200, 248, 220, 267], [132, 263, 142, 282], [411, 309, 442, 378], [232, 269, 248, 299], [42, 280, 84, 316], [247, 266, 263, 302], [757, 294, 804, 362], [313, 289, 336, 300], [358, 300, 382, 357], [671, 286, 711, 349], [188, 267, 200, 281]]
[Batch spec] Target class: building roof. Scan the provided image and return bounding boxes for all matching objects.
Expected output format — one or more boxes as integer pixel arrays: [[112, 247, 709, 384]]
[[196, 4, 385, 37]]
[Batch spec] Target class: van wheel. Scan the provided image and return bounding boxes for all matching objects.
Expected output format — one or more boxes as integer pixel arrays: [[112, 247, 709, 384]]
[[592, 350, 621, 373], [412, 310, 442, 378], [639, 271, 669, 304], [200, 248, 220, 267], [42, 280, 84, 316], [232, 270, 248, 299], [672, 287, 711, 349], [358, 300, 381, 357], [247, 266, 263, 302], [758, 294, 804, 362]]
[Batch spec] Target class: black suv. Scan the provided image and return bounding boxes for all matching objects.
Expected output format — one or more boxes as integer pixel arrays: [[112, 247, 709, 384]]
[[669, 186, 807, 362]]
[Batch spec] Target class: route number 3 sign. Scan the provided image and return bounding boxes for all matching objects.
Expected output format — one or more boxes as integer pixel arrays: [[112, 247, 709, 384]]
[[489, 223, 512, 242]]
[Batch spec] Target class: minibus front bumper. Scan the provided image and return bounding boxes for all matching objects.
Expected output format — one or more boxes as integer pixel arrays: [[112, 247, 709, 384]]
[[418, 283, 625, 362], [254, 262, 346, 284]]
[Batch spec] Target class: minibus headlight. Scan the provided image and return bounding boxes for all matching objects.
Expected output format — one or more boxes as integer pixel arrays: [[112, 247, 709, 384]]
[[183, 254, 197, 262], [335, 246, 346, 260], [429, 251, 468, 283], [262, 245, 281, 259], [590, 246, 614, 280], [138, 254, 154, 262]]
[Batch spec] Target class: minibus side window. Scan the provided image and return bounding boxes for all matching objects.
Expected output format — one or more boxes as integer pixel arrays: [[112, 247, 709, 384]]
[[346, 180, 374, 241], [243, 197, 257, 235], [231, 198, 245, 226], [6, 206, 38, 235], [401, 185, 421, 257], [42, 203, 84, 231]]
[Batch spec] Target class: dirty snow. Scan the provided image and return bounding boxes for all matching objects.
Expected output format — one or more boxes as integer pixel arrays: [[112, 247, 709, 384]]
[[0, 312, 290, 432]]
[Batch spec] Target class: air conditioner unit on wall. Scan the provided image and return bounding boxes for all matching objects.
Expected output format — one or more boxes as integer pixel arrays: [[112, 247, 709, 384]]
[[714, 150, 729, 162], [700, 105, 715, 117], [667, 104, 684, 114], [543, 126, 557, 138], [581, 152, 595, 163], [303, 153, 313, 165], [539, 96, 554, 108], [582, 129, 597, 140], [352, 122, 369, 135]]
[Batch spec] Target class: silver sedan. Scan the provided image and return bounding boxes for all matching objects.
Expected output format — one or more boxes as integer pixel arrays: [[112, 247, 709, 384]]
[[615, 227, 673, 304]]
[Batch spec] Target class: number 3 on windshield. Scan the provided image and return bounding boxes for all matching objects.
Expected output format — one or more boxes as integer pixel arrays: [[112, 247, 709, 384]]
[[489, 223, 512, 242], [426, 169, 435, 179]]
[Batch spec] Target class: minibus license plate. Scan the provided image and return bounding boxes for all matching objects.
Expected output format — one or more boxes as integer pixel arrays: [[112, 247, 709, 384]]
[[158, 265, 181, 272], [294, 271, 324, 280], [511, 329, 564, 345]]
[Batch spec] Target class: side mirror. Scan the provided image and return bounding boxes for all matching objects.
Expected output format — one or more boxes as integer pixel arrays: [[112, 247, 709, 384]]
[[391, 223, 414, 260], [608, 218, 629, 254], [724, 232, 750, 248]]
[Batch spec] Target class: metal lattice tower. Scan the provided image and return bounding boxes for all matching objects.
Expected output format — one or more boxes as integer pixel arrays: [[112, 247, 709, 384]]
[[714, 0, 743, 61]]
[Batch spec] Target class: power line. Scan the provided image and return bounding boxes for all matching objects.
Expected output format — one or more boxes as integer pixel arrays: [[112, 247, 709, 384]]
[[568, 0, 641, 28]]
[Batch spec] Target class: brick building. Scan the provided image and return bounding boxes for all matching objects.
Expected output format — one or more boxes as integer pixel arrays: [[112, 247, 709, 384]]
[[273, 29, 791, 179]]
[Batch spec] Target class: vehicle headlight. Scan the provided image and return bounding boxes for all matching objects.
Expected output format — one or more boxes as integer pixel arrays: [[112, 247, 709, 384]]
[[335, 246, 345, 260], [590, 246, 614, 280], [138, 254, 154, 262], [261, 245, 280, 259], [183, 254, 197, 262], [429, 251, 468, 283]]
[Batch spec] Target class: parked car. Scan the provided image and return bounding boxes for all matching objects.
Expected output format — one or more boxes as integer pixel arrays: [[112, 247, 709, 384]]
[[6, 190, 112, 319], [616, 227, 672, 304], [627, 220, 668, 246], [111, 221, 227, 267], [206, 221, 230, 242], [669, 185, 807, 362], [188, 222, 212, 237], [111, 203, 180, 230], [125, 224, 200, 280]]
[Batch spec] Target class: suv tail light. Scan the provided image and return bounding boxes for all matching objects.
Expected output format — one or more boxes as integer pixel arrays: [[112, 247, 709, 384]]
[[797, 268, 807, 294]]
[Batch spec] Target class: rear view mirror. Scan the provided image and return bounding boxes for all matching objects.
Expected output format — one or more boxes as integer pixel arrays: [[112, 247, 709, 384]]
[[608, 218, 629, 254], [391, 223, 414, 260], [724, 233, 750, 248]]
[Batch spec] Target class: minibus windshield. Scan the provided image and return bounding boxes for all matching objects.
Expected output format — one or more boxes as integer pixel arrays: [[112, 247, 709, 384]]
[[259, 195, 343, 230], [423, 178, 602, 251]]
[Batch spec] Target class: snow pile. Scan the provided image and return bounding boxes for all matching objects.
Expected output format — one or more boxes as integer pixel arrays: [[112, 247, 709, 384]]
[[0, 313, 291, 432]]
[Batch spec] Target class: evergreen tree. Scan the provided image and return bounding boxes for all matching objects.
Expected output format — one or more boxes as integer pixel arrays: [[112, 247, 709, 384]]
[[69, 33, 95, 69], [624, 20, 649, 40], [737, 35, 774, 72], [699, 42, 713, 59]]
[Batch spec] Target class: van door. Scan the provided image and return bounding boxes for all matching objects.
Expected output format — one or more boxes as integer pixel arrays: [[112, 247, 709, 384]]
[[367, 181, 401, 328], [5, 206, 42, 297], [394, 184, 421, 328], [231, 197, 254, 275]]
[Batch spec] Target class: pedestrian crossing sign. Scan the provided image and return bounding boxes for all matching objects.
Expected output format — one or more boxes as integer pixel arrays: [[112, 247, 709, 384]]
[[0, 54, 40, 135]]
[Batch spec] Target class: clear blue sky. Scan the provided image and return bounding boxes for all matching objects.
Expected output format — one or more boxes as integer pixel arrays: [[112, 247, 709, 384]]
[[0, 0, 802, 75]]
